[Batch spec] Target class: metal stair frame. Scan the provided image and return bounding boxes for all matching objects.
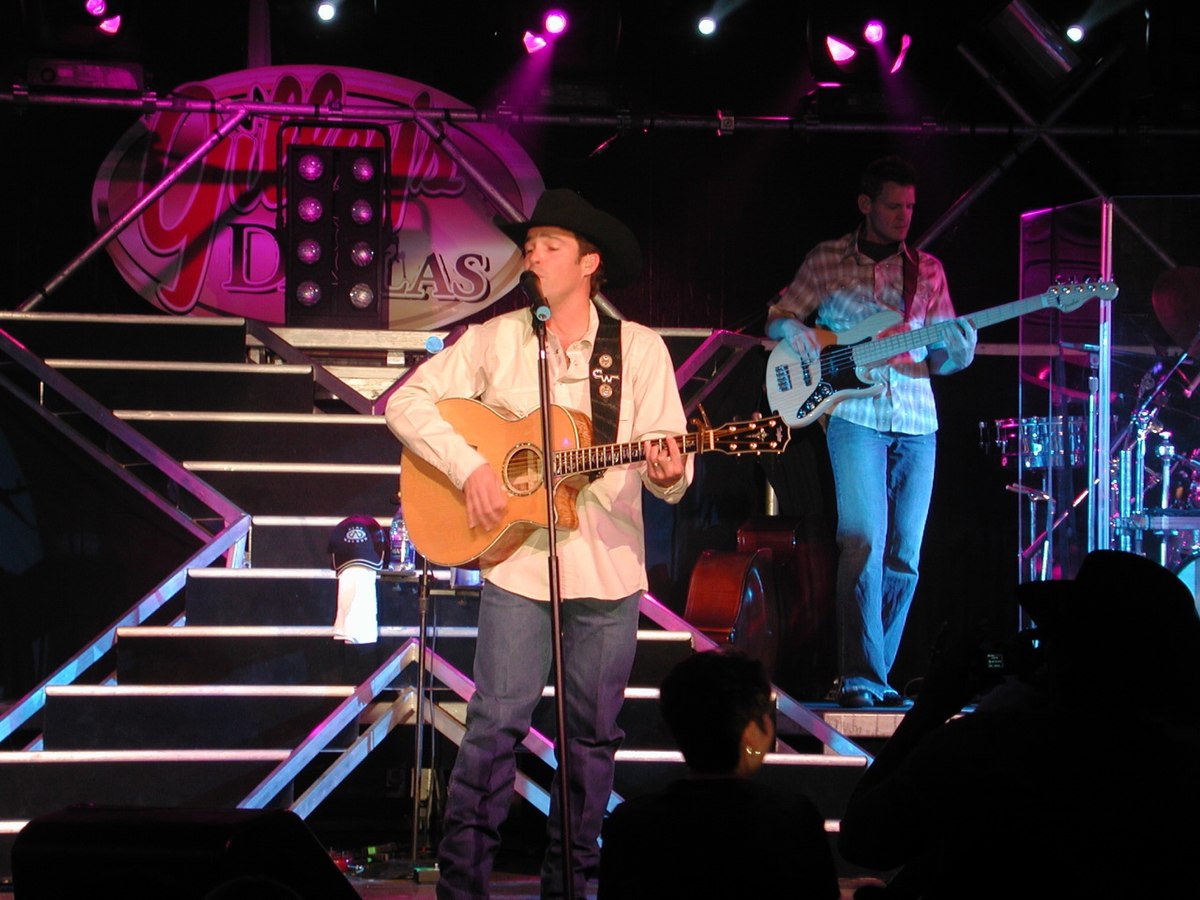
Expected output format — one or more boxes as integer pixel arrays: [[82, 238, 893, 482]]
[[0, 328, 250, 747], [1, 313, 871, 872]]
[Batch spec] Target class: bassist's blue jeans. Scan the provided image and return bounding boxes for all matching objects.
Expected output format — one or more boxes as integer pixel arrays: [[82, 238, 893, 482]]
[[436, 583, 641, 900], [825, 417, 936, 699]]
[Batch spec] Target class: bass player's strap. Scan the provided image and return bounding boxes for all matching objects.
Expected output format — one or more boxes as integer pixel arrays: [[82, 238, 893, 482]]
[[902, 244, 919, 316], [588, 312, 623, 481]]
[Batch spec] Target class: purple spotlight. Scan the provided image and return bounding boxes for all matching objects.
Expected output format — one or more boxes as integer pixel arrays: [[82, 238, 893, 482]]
[[523, 30, 548, 54], [296, 281, 322, 306], [889, 34, 912, 75], [85, 0, 107, 16], [863, 20, 885, 45], [97, 15, 121, 34], [350, 199, 375, 225], [825, 36, 857, 64], [350, 241, 375, 267], [297, 239, 322, 265], [544, 10, 568, 35], [350, 156, 375, 183], [297, 153, 325, 182], [297, 196, 324, 223]]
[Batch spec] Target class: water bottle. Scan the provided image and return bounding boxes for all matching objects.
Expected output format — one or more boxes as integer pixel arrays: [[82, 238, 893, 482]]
[[388, 503, 417, 574]]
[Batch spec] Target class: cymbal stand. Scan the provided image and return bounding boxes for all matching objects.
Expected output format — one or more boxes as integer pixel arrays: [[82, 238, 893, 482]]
[[1153, 436, 1178, 569], [1009, 482, 1055, 582]]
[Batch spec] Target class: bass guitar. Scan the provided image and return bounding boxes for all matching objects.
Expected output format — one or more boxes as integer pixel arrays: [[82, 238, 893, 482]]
[[400, 398, 791, 567], [766, 280, 1117, 428]]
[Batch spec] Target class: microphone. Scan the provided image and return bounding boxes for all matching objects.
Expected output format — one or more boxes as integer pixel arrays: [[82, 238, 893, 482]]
[[520, 270, 551, 323]]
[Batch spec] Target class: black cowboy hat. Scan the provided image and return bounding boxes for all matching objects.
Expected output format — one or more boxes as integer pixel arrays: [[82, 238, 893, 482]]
[[496, 188, 643, 289], [1017, 550, 1200, 661]]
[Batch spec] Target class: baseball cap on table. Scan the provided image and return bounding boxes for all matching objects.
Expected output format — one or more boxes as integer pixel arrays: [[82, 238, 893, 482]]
[[327, 515, 386, 573]]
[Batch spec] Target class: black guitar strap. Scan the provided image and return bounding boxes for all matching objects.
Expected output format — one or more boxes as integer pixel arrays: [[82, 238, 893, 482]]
[[902, 244, 919, 316], [588, 312, 623, 480]]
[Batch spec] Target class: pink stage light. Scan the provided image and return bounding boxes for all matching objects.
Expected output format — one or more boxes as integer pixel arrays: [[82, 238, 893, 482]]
[[84, 0, 107, 16], [523, 31, 548, 54], [544, 10, 568, 35], [863, 20, 885, 45], [889, 34, 912, 75], [825, 36, 857, 64], [97, 15, 121, 35]]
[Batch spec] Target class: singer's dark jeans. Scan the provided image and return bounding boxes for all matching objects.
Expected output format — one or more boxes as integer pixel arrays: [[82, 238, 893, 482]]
[[435, 583, 641, 900]]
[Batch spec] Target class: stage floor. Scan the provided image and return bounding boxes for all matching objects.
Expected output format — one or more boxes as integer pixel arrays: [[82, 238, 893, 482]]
[[350, 873, 877, 898]]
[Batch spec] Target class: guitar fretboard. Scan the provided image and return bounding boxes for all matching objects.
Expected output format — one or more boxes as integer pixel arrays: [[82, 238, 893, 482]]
[[849, 283, 1110, 368], [554, 432, 707, 476]]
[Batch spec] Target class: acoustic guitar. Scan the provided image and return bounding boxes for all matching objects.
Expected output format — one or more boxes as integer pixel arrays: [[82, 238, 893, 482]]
[[399, 398, 790, 567], [765, 280, 1118, 428]]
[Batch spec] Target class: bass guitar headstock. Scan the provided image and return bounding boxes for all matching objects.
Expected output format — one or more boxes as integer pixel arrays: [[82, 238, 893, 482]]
[[1044, 279, 1119, 313]]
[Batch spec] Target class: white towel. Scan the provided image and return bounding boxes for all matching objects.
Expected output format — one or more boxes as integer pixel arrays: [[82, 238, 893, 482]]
[[333, 564, 379, 644]]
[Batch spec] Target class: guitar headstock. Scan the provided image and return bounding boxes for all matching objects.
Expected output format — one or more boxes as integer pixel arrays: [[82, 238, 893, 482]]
[[701, 415, 792, 456], [1044, 280, 1118, 313]]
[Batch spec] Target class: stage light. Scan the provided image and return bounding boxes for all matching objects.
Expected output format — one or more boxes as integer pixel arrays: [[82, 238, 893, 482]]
[[350, 155, 375, 182], [544, 10, 568, 35], [698, 16, 717, 36], [283, 143, 388, 328], [317, 2, 336, 22], [889, 34, 912, 75], [348, 284, 375, 309], [1066, 24, 1084, 43], [523, 30, 548, 54], [982, 1, 1083, 93], [350, 242, 375, 267], [297, 153, 325, 182], [297, 196, 324, 223], [84, 0, 106, 16], [863, 21, 885, 45], [296, 281, 322, 307], [826, 35, 857, 64], [297, 239, 322, 265], [350, 198, 374, 225], [97, 15, 120, 34]]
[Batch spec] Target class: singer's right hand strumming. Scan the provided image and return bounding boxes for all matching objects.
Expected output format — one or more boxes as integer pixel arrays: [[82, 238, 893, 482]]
[[464, 462, 508, 531]]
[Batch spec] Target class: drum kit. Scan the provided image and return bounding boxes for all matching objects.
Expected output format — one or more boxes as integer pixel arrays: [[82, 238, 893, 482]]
[[980, 412, 1090, 583], [980, 267, 1200, 595]]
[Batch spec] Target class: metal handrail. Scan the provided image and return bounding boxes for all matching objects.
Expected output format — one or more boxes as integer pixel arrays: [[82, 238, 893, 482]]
[[0, 326, 250, 744]]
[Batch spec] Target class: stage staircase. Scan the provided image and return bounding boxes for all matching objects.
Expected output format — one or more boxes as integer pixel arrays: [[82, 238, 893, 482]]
[[0, 311, 881, 884]]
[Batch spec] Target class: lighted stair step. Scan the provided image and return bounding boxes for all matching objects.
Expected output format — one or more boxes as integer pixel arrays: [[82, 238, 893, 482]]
[[42, 685, 358, 751]]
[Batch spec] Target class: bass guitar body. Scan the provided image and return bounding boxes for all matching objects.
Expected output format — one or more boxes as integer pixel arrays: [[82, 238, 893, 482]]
[[765, 310, 899, 428]]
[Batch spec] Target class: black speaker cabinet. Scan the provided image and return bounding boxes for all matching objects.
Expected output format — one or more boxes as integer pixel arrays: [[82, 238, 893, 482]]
[[11, 806, 360, 899]]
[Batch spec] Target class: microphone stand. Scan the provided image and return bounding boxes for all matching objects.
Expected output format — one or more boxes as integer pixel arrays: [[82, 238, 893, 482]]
[[408, 558, 436, 879], [529, 294, 577, 900]]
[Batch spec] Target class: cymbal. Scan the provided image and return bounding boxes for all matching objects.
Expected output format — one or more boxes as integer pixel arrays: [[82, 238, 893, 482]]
[[1152, 266, 1200, 352]]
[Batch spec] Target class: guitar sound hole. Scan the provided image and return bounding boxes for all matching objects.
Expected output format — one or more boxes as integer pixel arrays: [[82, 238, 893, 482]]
[[504, 444, 544, 496]]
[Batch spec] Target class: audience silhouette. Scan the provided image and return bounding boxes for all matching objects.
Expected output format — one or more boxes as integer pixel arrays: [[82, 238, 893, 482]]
[[839, 549, 1200, 899], [598, 647, 838, 899]]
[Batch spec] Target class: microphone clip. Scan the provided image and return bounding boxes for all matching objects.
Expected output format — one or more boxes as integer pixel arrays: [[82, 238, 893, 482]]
[[520, 270, 551, 323]]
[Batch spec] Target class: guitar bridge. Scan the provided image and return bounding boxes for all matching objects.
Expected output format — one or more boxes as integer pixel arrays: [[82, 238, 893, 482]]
[[773, 363, 792, 392]]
